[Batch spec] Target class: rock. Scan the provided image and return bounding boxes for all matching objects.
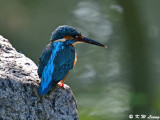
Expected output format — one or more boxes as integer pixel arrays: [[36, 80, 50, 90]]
[[0, 35, 79, 120]]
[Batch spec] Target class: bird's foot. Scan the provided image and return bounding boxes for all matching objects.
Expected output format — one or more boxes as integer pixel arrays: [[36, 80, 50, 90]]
[[57, 82, 64, 87], [60, 83, 64, 87]]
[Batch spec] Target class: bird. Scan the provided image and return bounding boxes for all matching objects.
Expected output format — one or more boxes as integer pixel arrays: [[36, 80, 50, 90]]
[[38, 25, 107, 95]]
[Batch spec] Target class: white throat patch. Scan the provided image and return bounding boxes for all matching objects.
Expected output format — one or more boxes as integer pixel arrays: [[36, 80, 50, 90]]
[[53, 38, 66, 43]]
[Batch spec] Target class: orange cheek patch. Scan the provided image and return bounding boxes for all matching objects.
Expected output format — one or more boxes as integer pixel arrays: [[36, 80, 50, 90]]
[[64, 36, 74, 40]]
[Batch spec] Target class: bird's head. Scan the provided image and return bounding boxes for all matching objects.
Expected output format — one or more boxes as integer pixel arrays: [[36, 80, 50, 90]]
[[50, 25, 107, 48]]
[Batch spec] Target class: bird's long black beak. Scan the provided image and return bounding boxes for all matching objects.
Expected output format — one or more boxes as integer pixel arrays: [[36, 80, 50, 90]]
[[77, 36, 107, 48]]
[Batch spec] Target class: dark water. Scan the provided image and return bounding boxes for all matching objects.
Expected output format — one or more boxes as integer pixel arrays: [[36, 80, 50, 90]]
[[0, 0, 160, 120]]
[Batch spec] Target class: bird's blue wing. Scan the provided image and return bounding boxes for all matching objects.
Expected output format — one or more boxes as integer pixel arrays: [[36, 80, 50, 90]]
[[52, 44, 75, 81], [37, 43, 52, 78], [38, 42, 75, 95]]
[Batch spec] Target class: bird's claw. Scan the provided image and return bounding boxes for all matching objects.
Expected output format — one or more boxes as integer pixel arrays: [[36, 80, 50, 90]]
[[57, 82, 64, 87], [60, 83, 64, 87]]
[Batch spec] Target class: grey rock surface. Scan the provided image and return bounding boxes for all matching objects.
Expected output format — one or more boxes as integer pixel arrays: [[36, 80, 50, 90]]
[[0, 35, 79, 120]]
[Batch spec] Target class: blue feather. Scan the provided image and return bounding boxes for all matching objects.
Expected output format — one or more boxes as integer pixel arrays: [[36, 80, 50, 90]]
[[37, 43, 52, 78], [38, 42, 75, 95], [50, 25, 81, 41]]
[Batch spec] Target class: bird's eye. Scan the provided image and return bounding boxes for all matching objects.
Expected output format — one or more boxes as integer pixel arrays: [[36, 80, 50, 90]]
[[75, 36, 79, 39]]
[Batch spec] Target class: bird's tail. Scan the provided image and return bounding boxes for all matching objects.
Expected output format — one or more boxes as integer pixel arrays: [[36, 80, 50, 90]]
[[38, 80, 58, 95]]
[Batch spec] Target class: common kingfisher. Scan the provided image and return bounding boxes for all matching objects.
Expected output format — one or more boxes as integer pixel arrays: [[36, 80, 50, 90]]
[[38, 25, 107, 95]]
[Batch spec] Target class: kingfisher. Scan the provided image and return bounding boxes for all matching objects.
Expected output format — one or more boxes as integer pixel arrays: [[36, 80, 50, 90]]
[[38, 25, 107, 95]]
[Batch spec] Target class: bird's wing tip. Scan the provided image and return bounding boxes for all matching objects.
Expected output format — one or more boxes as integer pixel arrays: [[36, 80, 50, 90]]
[[38, 86, 48, 95]]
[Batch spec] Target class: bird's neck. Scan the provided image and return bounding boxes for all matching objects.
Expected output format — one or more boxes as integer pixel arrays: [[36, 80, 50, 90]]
[[64, 39, 76, 46], [51, 40, 75, 50]]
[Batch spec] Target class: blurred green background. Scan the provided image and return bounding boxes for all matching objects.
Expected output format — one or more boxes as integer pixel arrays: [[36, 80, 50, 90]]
[[0, 0, 160, 120]]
